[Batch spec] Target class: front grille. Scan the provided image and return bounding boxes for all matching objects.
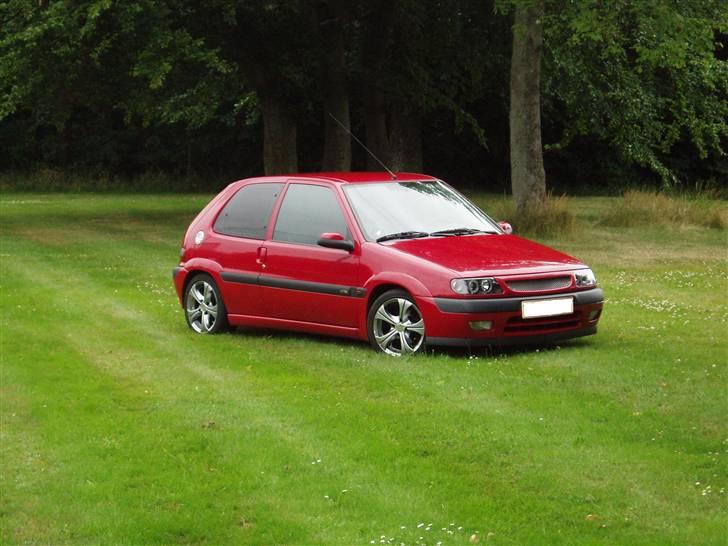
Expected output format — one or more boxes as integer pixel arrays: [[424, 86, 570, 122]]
[[505, 276, 571, 292], [504, 314, 579, 333]]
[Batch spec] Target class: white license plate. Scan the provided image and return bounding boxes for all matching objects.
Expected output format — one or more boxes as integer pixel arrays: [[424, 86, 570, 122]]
[[521, 297, 574, 319]]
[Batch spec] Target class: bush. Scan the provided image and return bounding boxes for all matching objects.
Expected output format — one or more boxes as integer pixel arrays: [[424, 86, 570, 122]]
[[601, 190, 727, 230], [478, 194, 577, 238], [705, 207, 728, 230]]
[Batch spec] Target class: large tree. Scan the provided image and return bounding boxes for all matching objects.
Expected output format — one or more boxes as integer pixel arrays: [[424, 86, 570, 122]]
[[182, 0, 311, 175], [542, 0, 728, 186], [509, 0, 546, 213], [357, 0, 423, 172], [317, 0, 351, 171], [357, 0, 496, 174], [1, 0, 724, 189]]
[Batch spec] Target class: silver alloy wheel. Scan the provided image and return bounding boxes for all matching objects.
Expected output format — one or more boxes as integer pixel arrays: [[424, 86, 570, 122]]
[[185, 280, 219, 333], [372, 297, 425, 355]]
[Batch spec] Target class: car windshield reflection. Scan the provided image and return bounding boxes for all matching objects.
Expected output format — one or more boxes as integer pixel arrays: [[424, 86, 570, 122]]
[[343, 180, 499, 242]]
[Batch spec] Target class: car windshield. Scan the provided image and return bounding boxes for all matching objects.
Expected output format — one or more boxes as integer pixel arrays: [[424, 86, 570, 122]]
[[343, 180, 499, 242]]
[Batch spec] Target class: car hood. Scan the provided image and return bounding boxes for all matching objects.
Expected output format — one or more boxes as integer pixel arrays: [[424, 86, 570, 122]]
[[386, 234, 585, 276]]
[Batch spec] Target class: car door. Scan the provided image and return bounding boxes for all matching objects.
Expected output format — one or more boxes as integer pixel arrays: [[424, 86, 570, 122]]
[[210, 182, 283, 317], [259, 182, 362, 328]]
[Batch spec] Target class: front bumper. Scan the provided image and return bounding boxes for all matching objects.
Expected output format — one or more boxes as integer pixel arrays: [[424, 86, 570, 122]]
[[419, 287, 604, 347], [433, 287, 604, 313]]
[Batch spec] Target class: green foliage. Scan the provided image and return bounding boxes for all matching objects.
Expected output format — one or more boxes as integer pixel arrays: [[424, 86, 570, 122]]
[[543, 0, 728, 186], [0, 0, 725, 189], [0, 0, 264, 176], [1, 1, 145, 124]]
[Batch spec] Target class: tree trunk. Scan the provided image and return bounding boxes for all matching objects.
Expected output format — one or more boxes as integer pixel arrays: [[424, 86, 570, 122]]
[[360, 0, 423, 175], [510, 0, 546, 213], [362, 0, 393, 171], [363, 90, 389, 170], [186, 129, 192, 179], [260, 93, 298, 175], [389, 105, 422, 173], [239, 56, 297, 175], [318, 2, 351, 171]]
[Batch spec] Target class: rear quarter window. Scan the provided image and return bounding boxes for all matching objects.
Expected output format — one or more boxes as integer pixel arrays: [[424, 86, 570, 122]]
[[213, 183, 283, 239]]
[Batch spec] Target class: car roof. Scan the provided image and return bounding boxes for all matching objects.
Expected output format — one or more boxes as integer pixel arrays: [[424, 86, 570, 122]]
[[295, 172, 437, 184], [234, 172, 438, 186]]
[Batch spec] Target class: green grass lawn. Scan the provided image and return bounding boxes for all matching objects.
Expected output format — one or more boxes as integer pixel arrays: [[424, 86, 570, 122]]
[[1, 193, 726, 545]]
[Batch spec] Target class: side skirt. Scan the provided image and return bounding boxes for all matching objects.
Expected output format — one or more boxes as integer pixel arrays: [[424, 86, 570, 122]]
[[227, 314, 365, 340]]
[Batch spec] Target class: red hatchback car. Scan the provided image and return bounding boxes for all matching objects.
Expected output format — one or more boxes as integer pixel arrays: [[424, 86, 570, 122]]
[[173, 172, 603, 355]]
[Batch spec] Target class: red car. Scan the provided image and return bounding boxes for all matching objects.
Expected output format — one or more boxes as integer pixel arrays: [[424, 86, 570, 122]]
[[173, 172, 603, 355]]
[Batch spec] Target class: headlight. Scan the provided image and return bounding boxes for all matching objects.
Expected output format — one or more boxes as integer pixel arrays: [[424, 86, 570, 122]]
[[575, 268, 597, 287], [451, 277, 502, 295]]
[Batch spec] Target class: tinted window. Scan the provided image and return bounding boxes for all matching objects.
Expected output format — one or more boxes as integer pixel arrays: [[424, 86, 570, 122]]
[[273, 184, 349, 245], [214, 183, 283, 239]]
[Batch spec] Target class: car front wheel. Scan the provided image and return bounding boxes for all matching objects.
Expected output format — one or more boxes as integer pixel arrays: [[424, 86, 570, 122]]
[[184, 274, 228, 334], [368, 289, 426, 356]]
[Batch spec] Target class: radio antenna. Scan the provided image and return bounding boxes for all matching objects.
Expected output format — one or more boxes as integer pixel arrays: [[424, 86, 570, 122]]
[[328, 112, 397, 180]]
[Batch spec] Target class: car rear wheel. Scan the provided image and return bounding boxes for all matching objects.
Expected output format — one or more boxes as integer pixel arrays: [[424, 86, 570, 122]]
[[368, 289, 426, 356], [184, 274, 228, 334]]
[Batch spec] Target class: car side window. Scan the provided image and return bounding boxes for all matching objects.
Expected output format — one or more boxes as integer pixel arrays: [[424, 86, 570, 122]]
[[213, 183, 283, 239], [273, 184, 349, 245]]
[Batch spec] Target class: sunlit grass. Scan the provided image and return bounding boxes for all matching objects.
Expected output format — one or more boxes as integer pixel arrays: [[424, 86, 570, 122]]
[[1, 193, 726, 545], [472, 193, 576, 238], [600, 190, 727, 230]]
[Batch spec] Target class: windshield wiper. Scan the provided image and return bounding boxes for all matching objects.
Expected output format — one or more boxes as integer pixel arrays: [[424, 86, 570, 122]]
[[429, 227, 494, 237], [376, 231, 430, 243]]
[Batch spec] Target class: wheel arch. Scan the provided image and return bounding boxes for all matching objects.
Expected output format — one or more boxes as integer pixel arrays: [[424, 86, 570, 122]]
[[182, 269, 212, 300], [360, 274, 432, 335], [177, 259, 227, 308], [182, 270, 229, 334], [366, 283, 411, 312], [365, 282, 427, 355], [364, 274, 432, 310]]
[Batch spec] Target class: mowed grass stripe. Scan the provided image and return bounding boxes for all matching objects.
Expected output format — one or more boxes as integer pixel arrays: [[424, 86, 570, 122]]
[[4, 243, 544, 542], [1, 267, 320, 543], [4, 235, 581, 541], [1, 194, 726, 544], [2, 255, 457, 543], [5, 212, 608, 540], [2, 221, 724, 540], [6, 218, 719, 430]]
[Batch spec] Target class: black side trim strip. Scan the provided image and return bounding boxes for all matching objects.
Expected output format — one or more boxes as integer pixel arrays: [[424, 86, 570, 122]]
[[220, 271, 367, 298], [172, 266, 183, 280], [428, 326, 597, 347], [259, 276, 355, 297], [220, 271, 259, 285], [434, 288, 604, 313]]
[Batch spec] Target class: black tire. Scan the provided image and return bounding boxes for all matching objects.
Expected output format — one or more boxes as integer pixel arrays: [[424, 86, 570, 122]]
[[367, 289, 426, 355], [184, 273, 228, 334]]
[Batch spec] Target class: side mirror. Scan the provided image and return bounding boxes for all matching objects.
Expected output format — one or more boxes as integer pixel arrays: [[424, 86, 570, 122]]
[[497, 221, 513, 234], [317, 232, 355, 252]]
